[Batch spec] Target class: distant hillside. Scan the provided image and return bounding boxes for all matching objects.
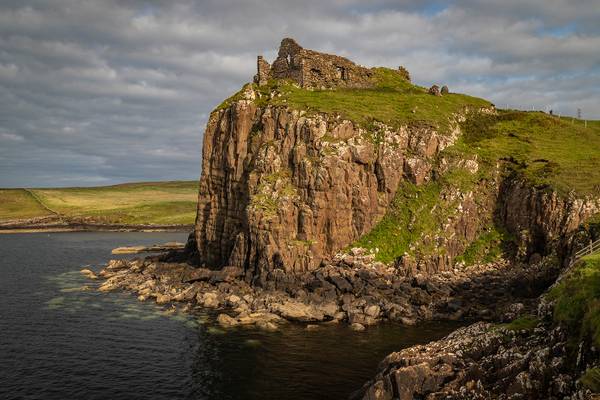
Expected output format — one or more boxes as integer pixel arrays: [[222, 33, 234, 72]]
[[0, 181, 198, 230]]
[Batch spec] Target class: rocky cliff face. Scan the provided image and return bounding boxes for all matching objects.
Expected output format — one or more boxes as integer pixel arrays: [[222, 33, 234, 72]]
[[497, 176, 600, 264], [398, 169, 600, 275], [193, 85, 462, 282]]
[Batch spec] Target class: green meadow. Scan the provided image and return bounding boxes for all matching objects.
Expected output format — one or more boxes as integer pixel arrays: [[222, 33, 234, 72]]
[[0, 181, 198, 226]]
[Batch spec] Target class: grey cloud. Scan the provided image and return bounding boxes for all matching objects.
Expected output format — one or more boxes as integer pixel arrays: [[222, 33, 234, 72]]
[[0, 0, 598, 187]]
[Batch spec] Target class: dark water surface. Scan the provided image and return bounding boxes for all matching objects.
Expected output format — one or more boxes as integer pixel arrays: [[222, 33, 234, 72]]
[[0, 232, 461, 399]]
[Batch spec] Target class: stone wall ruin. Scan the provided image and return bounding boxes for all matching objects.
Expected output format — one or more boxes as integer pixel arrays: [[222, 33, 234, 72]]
[[253, 38, 374, 89]]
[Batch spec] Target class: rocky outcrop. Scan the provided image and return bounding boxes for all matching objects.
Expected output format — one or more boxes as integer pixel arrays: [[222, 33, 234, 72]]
[[428, 85, 441, 96], [193, 85, 462, 281], [355, 320, 597, 400], [356, 272, 600, 400], [498, 175, 600, 265]]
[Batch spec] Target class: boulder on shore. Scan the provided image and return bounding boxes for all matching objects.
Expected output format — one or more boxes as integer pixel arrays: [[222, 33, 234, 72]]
[[271, 301, 326, 322], [350, 323, 366, 331], [80, 268, 98, 279], [217, 313, 239, 328]]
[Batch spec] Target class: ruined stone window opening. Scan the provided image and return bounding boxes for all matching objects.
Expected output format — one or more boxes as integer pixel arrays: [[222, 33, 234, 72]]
[[336, 66, 348, 81], [287, 54, 292, 66]]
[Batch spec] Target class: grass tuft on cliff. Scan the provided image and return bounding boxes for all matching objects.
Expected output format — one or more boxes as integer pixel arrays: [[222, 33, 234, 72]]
[[353, 181, 446, 264], [548, 254, 600, 348], [455, 226, 512, 266], [501, 315, 539, 332], [0, 181, 198, 226]]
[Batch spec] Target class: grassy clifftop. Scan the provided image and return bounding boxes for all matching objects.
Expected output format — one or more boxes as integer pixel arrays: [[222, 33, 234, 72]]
[[0, 181, 198, 226], [256, 67, 491, 134]]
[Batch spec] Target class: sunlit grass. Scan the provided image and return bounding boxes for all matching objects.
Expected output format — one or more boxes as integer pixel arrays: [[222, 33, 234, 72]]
[[0, 189, 52, 220], [1, 181, 198, 225], [548, 254, 600, 348], [260, 67, 491, 135], [456, 111, 600, 196]]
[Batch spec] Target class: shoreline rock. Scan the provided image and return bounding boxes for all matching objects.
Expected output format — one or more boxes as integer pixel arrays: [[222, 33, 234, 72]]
[[354, 316, 597, 400], [80, 268, 98, 280], [93, 247, 558, 331], [111, 242, 185, 254]]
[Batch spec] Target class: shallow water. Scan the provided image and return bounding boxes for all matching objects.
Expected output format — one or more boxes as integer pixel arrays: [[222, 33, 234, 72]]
[[0, 232, 461, 399]]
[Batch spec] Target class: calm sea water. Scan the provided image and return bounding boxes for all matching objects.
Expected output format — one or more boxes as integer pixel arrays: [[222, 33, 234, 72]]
[[0, 232, 460, 399]]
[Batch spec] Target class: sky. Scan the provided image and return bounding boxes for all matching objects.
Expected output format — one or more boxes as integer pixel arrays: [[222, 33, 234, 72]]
[[1, 0, 599, 187]]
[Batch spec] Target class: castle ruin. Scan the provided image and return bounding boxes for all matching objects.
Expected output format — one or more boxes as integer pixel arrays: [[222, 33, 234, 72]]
[[253, 38, 375, 89]]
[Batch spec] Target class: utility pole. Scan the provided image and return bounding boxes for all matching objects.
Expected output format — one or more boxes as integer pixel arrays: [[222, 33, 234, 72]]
[[578, 108, 582, 119]]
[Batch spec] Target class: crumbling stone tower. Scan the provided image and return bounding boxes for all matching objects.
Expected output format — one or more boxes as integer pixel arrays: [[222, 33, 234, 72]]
[[255, 56, 270, 86], [254, 38, 374, 89]]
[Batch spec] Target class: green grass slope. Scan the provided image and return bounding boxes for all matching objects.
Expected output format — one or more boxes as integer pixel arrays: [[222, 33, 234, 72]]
[[0, 189, 52, 220], [353, 181, 446, 264], [457, 111, 600, 196], [0, 181, 198, 226], [549, 253, 600, 348]]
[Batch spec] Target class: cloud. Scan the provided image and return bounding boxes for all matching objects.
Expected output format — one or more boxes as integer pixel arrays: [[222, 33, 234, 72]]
[[0, 0, 598, 187], [0, 132, 24, 141]]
